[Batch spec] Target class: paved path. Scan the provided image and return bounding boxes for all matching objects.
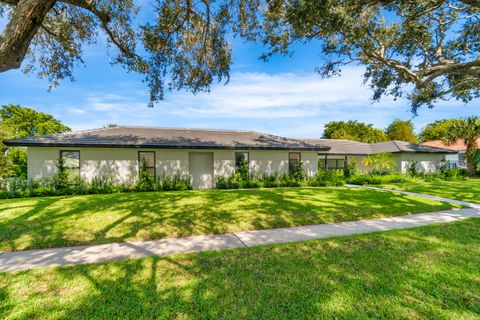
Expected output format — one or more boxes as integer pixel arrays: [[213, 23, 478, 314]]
[[0, 187, 478, 272]]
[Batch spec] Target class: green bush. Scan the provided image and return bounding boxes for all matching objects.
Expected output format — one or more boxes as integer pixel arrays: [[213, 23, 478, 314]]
[[347, 173, 409, 185], [0, 170, 192, 199], [215, 169, 345, 190]]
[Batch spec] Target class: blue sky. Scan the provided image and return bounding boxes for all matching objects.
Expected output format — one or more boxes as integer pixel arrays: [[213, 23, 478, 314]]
[[0, 20, 478, 138]]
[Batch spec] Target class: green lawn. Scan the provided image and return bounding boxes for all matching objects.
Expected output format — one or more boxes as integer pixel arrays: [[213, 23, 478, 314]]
[[1, 218, 479, 319], [381, 178, 480, 204], [0, 187, 460, 252]]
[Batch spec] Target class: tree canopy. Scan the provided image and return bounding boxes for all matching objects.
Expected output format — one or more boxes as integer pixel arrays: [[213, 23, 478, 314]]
[[1, 0, 478, 109], [419, 119, 461, 142], [254, 0, 480, 112], [385, 119, 418, 143], [0, 0, 256, 104], [0, 104, 71, 178], [445, 116, 480, 175], [322, 120, 387, 143], [0, 104, 70, 137]]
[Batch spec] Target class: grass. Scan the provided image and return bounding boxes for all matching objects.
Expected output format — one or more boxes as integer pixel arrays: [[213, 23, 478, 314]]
[[0, 187, 460, 252], [1, 217, 479, 319], [381, 178, 480, 204]]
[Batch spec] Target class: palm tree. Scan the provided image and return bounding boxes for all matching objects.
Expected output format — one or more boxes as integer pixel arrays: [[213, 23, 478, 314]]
[[363, 152, 397, 174], [445, 116, 480, 176]]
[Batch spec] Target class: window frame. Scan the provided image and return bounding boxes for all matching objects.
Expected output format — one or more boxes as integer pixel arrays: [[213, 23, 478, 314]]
[[138, 151, 156, 179], [319, 155, 347, 170], [288, 152, 301, 175], [235, 152, 250, 173], [59, 150, 80, 179]]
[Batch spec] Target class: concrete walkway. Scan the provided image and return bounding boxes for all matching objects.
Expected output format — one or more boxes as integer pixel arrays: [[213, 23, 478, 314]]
[[1, 187, 479, 272]]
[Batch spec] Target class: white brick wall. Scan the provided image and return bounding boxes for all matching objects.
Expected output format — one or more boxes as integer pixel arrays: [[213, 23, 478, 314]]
[[27, 147, 320, 183]]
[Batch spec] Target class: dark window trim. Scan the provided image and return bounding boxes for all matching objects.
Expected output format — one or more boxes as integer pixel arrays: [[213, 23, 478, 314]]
[[288, 152, 301, 175], [59, 150, 81, 178], [235, 151, 250, 173], [320, 155, 347, 170], [138, 151, 156, 178]]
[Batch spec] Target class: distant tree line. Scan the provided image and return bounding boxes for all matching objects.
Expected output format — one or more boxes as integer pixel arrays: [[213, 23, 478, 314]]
[[0, 104, 70, 179], [322, 117, 480, 175]]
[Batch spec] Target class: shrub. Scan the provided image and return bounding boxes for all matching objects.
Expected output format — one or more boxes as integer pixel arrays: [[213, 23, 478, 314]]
[[0, 170, 193, 199], [343, 159, 357, 179], [215, 169, 345, 190], [347, 173, 409, 185]]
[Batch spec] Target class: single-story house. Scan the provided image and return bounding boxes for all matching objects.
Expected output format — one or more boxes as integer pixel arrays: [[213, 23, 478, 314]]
[[305, 139, 457, 173], [421, 138, 480, 169], [4, 126, 456, 189]]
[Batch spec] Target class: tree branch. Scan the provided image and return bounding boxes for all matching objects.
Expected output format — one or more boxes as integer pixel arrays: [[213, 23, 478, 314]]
[[458, 0, 480, 9], [0, 0, 57, 72]]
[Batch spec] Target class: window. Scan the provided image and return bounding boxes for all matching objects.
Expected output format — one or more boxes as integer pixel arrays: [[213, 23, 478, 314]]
[[319, 156, 346, 170], [235, 152, 249, 173], [60, 150, 80, 179], [138, 151, 156, 177], [289, 152, 301, 175]]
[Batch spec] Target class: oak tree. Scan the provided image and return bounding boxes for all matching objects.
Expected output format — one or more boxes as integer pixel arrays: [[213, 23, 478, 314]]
[[253, 0, 480, 112]]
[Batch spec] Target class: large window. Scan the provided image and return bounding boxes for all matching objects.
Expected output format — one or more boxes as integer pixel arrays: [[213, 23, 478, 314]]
[[235, 152, 249, 173], [60, 150, 80, 179], [289, 152, 301, 175], [138, 151, 156, 177], [319, 156, 346, 170]]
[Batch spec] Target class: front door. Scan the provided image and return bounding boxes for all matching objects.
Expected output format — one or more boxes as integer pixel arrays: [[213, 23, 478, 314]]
[[189, 152, 214, 189]]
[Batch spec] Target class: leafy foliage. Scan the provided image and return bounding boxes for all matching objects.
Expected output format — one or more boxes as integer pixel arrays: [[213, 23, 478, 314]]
[[252, 0, 480, 112], [419, 119, 461, 142], [0, 0, 258, 104], [0, 104, 70, 137], [3, 0, 477, 109], [385, 119, 418, 143], [362, 152, 397, 174], [322, 120, 387, 143], [0, 104, 70, 179], [445, 116, 480, 175], [215, 169, 345, 189]]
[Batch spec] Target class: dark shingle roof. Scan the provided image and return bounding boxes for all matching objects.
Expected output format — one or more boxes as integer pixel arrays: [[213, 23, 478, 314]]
[[4, 126, 330, 151], [303, 139, 372, 155], [305, 139, 456, 155], [370, 141, 457, 154]]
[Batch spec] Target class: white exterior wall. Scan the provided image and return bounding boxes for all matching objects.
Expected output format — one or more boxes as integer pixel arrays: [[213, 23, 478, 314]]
[[345, 153, 447, 174], [301, 151, 319, 177], [398, 153, 446, 173], [213, 150, 236, 178], [27, 147, 319, 185]]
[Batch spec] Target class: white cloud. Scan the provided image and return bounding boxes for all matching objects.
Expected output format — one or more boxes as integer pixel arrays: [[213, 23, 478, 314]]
[[41, 66, 479, 137]]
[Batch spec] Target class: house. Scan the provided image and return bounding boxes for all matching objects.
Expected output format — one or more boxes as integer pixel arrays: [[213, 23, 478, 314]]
[[4, 127, 328, 189], [421, 138, 480, 169], [304, 139, 456, 173], [4, 126, 456, 189]]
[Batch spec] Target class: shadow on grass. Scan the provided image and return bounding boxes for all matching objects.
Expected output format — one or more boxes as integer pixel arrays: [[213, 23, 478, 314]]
[[0, 187, 458, 251], [383, 179, 480, 204], [2, 218, 479, 319]]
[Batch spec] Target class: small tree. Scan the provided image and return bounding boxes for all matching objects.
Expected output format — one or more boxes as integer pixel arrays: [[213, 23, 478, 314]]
[[363, 153, 396, 175], [235, 156, 250, 181], [343, 158, 357, 178], [405, 160, 418, 176], [53, 156, 69, 190], [137, 158, 155, 191], [291, 161, 306, 181], [445, 116, 480, 176]]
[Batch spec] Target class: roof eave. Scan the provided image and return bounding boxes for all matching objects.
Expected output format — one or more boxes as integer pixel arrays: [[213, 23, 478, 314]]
[[4, 141, 329, 151]]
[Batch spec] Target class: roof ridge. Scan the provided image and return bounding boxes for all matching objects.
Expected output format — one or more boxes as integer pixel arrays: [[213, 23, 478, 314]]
[[113, 125, 260, 134]]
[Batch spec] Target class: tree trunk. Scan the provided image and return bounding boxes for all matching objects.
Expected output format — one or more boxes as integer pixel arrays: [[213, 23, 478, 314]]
[[465, 140, 478, 176], [0, 0, 56, 72]]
